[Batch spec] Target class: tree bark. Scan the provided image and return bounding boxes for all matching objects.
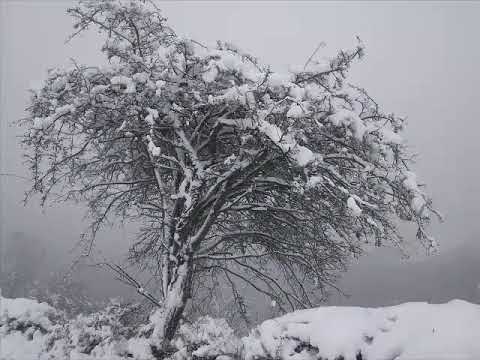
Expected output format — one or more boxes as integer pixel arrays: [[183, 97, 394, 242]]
[[153, 261, 193, 346]]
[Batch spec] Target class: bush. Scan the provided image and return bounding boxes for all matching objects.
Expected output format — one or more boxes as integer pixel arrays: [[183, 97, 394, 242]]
[[0, 295, 241, 360], [173, 317, 242, 360]]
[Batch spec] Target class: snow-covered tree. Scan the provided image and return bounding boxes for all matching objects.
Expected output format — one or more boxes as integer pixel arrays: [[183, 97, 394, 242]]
[[21, 0, 439, 346]]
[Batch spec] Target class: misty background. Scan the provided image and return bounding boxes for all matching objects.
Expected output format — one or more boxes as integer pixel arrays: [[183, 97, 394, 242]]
[[1, 1, 480, 316]]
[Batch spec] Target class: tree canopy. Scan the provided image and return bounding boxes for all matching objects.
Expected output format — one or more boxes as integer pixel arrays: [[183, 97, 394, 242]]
[[21, 0, 439, 342]]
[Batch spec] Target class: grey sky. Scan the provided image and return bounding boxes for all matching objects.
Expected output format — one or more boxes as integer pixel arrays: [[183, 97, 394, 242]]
[[1, 1, 480, 306]]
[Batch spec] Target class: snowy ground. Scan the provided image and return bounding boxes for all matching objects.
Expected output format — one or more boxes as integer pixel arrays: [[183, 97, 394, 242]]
[[244, 299, 480, 360], [1, 295, 479, 360]]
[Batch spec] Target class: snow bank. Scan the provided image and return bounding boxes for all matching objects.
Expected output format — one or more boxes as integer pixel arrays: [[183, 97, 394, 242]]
[[243, 299, 480, 360], [2, 295, 479, 360]]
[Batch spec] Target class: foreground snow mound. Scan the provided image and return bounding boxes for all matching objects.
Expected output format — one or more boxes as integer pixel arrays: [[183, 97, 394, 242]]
[[243, 300, 480, 360], [2, 295, 480, 360]]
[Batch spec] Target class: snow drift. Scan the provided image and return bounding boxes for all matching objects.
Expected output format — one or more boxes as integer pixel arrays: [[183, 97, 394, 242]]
[[1, 294, 479, 360], [244, 300, 480, 360]]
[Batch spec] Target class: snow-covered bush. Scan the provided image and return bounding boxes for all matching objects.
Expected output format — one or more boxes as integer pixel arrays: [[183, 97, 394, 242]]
[[172, 317, 242, 360], [0, 296, 60, 359], [0, 295, 241, 360], [0, 295, 142, 359]]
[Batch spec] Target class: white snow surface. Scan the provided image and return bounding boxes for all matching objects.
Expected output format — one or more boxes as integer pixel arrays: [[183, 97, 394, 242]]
[[243, 299, 480, 360], [110, 75, 136, 93], [347, 196, 362, 217], [0, 296, 57, 360], [0, 296, 55, 330], [2, 295, 480, 360]]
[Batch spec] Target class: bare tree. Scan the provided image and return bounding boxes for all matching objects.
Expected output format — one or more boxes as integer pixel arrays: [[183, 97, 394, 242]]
[[21, 0, 439, 345]]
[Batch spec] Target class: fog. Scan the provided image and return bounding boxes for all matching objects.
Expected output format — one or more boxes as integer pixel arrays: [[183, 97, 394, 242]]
[[1, 1, 480, 309]]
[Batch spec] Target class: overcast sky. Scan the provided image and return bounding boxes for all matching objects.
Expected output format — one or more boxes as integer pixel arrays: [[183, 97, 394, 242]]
[[1, 1, 480, 307]]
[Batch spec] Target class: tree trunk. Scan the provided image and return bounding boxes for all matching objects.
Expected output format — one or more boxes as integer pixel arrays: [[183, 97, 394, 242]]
[[153, 261, 192, 347]]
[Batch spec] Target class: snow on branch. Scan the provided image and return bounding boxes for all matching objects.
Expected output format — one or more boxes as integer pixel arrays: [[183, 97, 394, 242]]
[[20, 0, 440, 342]]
